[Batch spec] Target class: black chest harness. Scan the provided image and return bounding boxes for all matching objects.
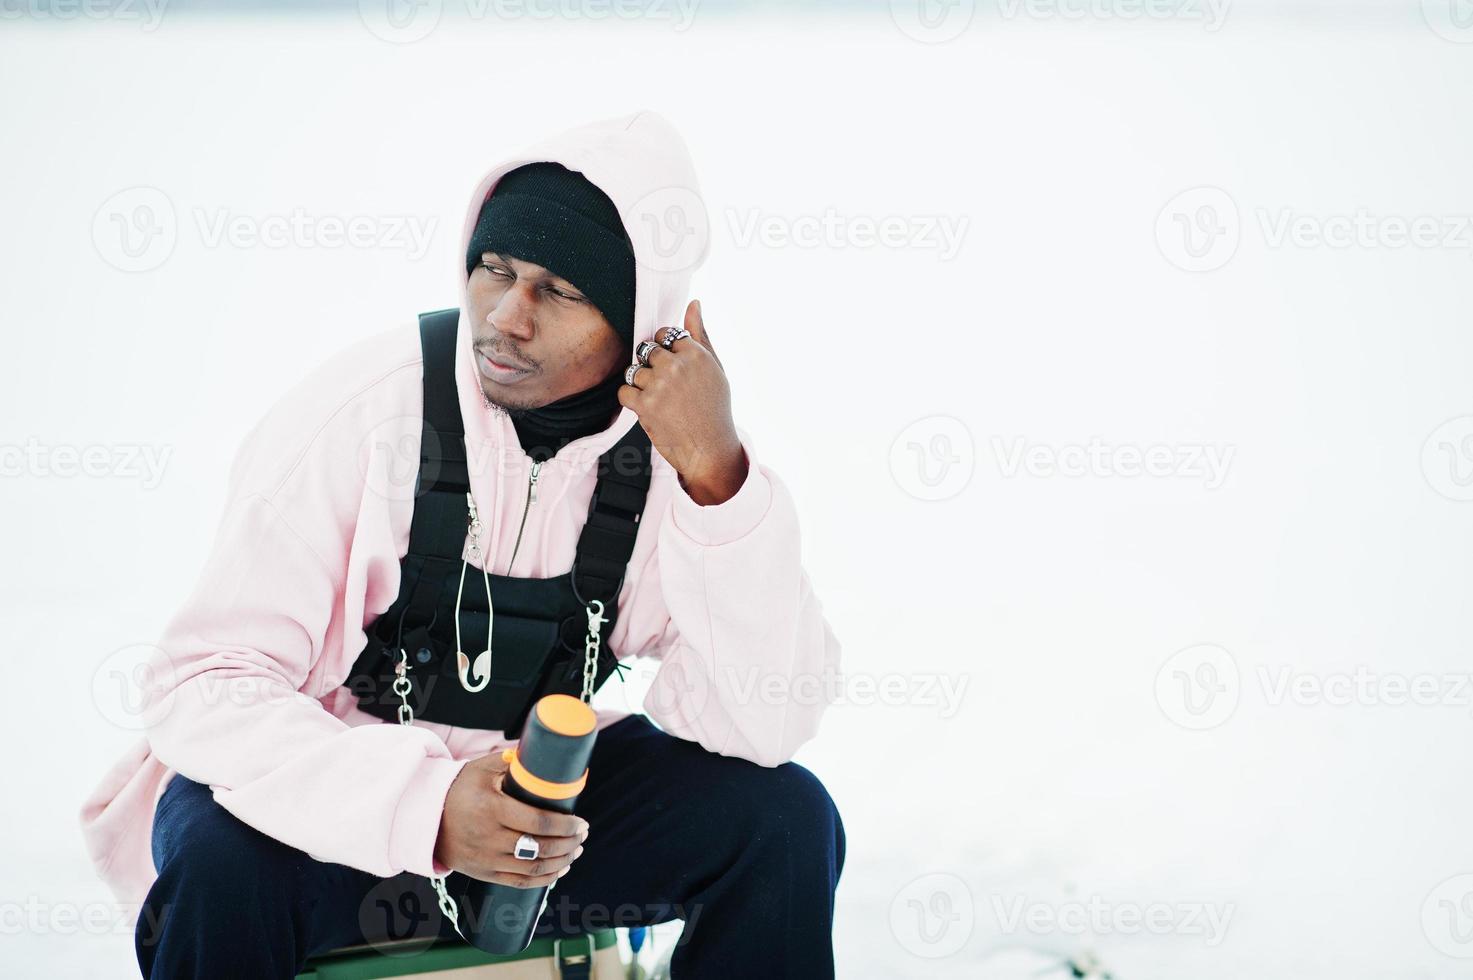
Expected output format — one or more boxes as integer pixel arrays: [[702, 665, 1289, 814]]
[[343, 309, 652, 739]]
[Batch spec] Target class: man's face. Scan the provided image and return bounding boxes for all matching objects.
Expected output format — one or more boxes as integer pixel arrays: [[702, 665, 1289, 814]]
[[467, 251, 626, 412]]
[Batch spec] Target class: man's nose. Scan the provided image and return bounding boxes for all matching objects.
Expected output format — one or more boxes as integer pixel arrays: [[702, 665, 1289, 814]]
[[488, 283, 537, 340]]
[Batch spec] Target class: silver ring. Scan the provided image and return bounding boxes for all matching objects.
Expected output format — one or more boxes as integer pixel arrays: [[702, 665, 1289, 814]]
[[514, 834, 540, 861], [635, 340, 659, 365], [659, 327, 691, 350], [624, 364, 643, 386]]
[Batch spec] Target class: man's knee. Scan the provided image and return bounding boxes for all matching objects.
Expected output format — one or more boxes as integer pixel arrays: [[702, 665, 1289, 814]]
[[727, 761, 844, 865]]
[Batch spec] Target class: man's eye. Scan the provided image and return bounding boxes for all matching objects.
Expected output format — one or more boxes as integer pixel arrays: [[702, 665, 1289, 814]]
[[481, 263, 512, 279], [548, 287, 584, 303]]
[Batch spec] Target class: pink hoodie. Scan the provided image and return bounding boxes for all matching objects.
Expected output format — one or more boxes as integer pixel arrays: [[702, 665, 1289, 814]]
[[78, 110, 841, 917]]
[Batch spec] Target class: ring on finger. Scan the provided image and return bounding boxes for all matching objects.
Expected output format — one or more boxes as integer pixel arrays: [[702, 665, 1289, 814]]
[[635, 340, 660, 365], [624, 363, 644, 387], [513, 834, 540, 861], [659, 326, 691, 350]]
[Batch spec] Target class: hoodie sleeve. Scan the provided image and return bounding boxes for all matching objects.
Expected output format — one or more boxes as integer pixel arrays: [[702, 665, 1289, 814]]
[[140, 354, 469, 880], [142, 490, 468, 879], [620, 428, 842, 767]]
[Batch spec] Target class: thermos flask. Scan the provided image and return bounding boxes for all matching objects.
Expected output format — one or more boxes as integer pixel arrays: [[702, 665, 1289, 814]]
[[461, 693, 598, 955]]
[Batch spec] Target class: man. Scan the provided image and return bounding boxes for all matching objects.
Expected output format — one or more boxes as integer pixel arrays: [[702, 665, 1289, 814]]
[[79, 110, 845, 978]]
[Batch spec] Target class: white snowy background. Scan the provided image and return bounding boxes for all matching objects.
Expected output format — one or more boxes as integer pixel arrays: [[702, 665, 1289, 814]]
[[3, 1, 1472, 976]]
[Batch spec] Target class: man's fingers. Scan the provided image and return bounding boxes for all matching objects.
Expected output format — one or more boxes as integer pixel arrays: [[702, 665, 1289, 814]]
[[483, 843, 585, 877], [651, 300, 719, 369], [616, 382, 643, 412], [460, 838, 585, 882], [639, 341, 675, 369], [473, 748, 513, 780], [684, 299, 717, 363], [495, 794, 588, 839], [494, 826, 585, 860]]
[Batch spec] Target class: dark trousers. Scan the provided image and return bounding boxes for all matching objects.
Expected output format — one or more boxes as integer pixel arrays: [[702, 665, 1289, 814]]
[[136, 713, 845, 978]]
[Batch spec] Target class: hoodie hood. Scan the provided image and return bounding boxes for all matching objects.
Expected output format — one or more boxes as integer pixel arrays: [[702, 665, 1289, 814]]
[[453, 110, 710, 473]]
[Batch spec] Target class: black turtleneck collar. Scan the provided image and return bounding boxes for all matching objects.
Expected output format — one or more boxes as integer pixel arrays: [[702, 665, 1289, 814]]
[[502, 364, 626, 463]]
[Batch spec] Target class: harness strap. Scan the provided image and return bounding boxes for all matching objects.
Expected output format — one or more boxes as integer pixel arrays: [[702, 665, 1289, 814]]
[[571, 422, 651, 608]]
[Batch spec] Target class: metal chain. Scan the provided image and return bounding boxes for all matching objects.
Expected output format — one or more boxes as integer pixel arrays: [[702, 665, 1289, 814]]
[[393, 647, 467, 938], [580, 600, 607, 703]]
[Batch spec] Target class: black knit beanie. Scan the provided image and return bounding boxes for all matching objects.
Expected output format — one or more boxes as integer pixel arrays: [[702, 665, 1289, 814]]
[[466, 163, 637, 462], [466, 162, 636, 347]]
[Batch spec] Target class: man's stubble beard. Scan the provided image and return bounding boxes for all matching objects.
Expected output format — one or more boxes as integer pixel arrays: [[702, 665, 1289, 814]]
[[477, 381, 541, 420]]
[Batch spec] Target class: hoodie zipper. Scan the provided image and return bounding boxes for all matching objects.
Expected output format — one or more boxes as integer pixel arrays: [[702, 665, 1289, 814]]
[[505, 459, 542, 575]]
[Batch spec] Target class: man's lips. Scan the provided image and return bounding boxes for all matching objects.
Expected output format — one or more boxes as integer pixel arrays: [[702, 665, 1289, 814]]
[[481, 350, 531, 371], [477, 350, 533, 384]]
